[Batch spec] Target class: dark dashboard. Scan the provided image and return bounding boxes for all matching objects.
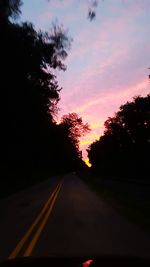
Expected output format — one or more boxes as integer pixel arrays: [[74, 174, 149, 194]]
[[0, 256, 150, 267]]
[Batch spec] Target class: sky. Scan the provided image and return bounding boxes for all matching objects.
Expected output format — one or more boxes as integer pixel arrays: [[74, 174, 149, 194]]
[[20, 0, 150, 166]]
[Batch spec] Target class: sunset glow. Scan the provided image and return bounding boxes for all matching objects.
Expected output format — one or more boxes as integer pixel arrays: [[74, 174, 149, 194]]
[[84, 158, 92, 168], [21, 0, 150, 160]]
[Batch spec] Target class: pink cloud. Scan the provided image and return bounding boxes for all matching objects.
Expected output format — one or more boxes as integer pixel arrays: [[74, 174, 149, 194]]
[[74, 80, 149, 113], [75, 79, 149, 160], [21, 0, 150, 162], [55, 0, 150, 160]]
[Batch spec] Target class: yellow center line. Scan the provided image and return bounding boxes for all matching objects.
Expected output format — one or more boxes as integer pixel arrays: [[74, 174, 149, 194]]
[[23, 181, 63, 257], [8, 180, 61, 259]]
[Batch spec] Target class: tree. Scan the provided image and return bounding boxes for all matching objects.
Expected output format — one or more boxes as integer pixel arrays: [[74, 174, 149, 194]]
[[88, 95, 150, 179], [0, 0, 90, 184], [60, 113, 90, 149], [0, 0, 22, 22], [0, 0, 72, 173], [56, 113, 90, 171]]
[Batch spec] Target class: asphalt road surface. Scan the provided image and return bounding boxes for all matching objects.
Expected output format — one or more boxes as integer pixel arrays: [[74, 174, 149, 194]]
[[0, 173, 150, 260]]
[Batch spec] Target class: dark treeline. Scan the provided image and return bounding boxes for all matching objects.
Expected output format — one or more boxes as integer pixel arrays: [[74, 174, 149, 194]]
[[88, 94, 150, 179], [0, 0, 90, 186]]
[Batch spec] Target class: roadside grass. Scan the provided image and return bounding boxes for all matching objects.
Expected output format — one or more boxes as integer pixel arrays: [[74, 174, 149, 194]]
[[80, 171, 150, 231]]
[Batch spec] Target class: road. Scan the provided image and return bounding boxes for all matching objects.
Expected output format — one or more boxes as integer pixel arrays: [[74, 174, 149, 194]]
[[0, 173, 150, 260]]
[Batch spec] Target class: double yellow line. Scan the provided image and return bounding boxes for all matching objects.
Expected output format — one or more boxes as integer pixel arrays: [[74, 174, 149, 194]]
[[8, 180, 63, 259]]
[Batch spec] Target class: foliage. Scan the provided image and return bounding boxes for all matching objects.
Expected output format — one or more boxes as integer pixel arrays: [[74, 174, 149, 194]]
[[88, 95, 150, 178], [61, 113, 90, 149], [0, 0, 87, 178], [88, 0, 98, 21], [0, 0, 22, 22], [47, 0, 99, 21]]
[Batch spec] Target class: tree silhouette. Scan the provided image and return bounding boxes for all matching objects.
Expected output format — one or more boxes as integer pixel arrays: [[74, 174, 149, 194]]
[[0, 0, 87, 186], [0, 0, 22, 22], [61, 113, 90, 149], [88, 95, 150, 179], [57, 113, 90, 171]]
